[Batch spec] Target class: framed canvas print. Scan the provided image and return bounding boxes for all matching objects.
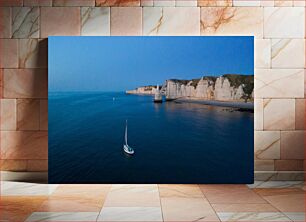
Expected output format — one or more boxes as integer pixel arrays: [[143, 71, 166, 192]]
[[48, 36, 254, 184]]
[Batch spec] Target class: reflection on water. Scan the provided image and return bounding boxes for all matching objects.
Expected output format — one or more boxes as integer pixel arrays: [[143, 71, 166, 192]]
[[48, 92, 254, 184]]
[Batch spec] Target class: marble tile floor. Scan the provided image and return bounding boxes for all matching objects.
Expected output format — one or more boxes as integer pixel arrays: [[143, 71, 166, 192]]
[[0, 181, 304, 222]]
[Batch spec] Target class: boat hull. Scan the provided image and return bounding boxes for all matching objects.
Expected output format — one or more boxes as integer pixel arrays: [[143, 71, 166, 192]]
[[123, 144, 134, 155]]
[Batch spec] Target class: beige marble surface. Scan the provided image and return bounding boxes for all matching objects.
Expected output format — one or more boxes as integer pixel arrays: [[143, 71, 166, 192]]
[[255, 131, 280, 160], [12, 7, 39, 38], [1, 131, 48, 159], [40, 7, 80, 38], [0, 7, 11, 38], [3, 69, 48, 99], [254, 99, 263, 130], [280, 131, 304, 160], [19, 39, 48, 68], [0, 99, 17, 131], [263, 99, 295, 130], [255, 39, 271, 68], [81, 7, 110, 36], [103, 184, 160, 207], [143, 7, 200, 35], [17, 99, 40, 130], [200, 7, 263, 37], [271, 39, 305, 68], [255, 69, 304, 98], [264, 7, 305, 38], [39, 99, 48, 130], [98, 207, 163, 221], [110, 7, 142, 35], [0, 39, 18, 68]]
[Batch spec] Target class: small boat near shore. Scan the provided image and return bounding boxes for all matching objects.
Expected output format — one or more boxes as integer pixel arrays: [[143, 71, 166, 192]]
[[123, 120, 134, 155]]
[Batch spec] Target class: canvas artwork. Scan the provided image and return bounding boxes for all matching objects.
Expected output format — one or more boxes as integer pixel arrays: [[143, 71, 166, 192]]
[[48, 36, 254, 184]]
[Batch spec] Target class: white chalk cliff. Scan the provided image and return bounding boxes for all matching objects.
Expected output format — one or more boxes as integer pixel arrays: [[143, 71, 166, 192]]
[[126, 75, 254, 102]]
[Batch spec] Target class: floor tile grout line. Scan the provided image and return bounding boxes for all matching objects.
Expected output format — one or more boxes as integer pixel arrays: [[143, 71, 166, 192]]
[[157, 184, 165, 222], [197, 184, 222, 222], [95, 184, 112, 221]]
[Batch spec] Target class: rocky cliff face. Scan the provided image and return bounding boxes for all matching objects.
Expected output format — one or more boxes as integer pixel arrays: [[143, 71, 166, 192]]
[[127, 75, 254, 102], [126, 86, 159, 95]]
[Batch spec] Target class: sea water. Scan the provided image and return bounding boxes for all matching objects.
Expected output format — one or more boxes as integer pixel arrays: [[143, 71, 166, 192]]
[[48, 92, 254, 183]]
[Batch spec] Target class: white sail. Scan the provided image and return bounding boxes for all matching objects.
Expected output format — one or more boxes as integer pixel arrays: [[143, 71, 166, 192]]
[[125, 120, 128, 145]]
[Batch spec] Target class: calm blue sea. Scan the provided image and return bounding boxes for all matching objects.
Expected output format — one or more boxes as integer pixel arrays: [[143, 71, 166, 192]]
[[48, 92, 254, 184]]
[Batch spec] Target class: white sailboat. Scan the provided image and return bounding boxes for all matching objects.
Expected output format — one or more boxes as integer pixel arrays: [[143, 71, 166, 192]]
[[123, 120, 134, 155]]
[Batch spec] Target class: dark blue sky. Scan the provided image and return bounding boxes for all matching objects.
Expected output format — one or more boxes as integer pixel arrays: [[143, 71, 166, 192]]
[[49, 36, 254, 92]]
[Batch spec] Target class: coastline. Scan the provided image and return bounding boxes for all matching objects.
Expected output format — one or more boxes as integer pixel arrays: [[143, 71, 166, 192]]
[[174, 97, 254, 110], [126, 93, 254, 110]]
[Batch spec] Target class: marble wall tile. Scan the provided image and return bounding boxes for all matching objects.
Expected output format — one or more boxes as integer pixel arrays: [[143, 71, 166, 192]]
[[0, 131, 48, 159], [143, 7, 200, 35], [274, 0, 293, 6], [141, 0, 154, 6], [275, 160, 304, 171], [17, 99, 40, 130], [27, 160, 48, 171], [255, 131, 280, 160], [12, 7, 39, 38], [110, 7, 142, 35], [96, 0, 140, 6], [263, 99, 295, 130], [176, 0, 197, 6], [41, 7, 80, 38], [260, 0, 274, 6], [40, 99, 48, 130], [233, 0, 260, 6], [24, 0, 52, 6], [264, 7, 305, 38], [272, 39, 305, 68], [255, 39, 271, 68], [198, 0, 232, 6], [0, 69, 3, 98], [19, 39, 48, 68], [0, 39, 18, 68], [200, 7, 263, 38], [53, 0, 95, 6], [154, 0, 175, 6], [254, 99, 263, 130], [98, 207, 163, 221], [0, 160, 27, 171], [255, 69, 304, 98], [3, 69, 48, 99], [0, 99, 16, 131], [81, 7, 110, 36], [304, 70, 306, 98], [254, 171, 304, 181], [293, 0, 305, 6], [280, 131, 304, 159], [0, 7, 11, 38], [254, 160, 275, 171], [0, 0, 22, 6], [295, 99, 305, 130]]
